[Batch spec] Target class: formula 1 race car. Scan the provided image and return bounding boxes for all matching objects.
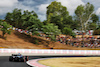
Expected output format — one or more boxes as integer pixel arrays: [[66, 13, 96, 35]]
[[9, 53, 28, 62]]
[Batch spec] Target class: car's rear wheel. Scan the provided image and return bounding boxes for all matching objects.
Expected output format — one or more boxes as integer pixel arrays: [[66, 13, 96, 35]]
[[9, 56, 13, 61], [14, 57, 19, 62], [20, 58, 24, 62]]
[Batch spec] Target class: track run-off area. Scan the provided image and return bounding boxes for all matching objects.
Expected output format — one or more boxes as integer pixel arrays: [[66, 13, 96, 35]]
[[0, 49, 100, 67]]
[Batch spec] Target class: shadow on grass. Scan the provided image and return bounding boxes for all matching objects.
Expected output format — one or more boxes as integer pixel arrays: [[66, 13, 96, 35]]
[[13, 31, 50, 47], [0, 35, 6, 40]]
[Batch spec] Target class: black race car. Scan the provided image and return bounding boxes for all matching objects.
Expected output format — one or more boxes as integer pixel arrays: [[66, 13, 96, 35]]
[[9, 53, 28, 62]]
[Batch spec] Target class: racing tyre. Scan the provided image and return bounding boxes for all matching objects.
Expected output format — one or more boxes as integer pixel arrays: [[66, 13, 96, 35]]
[[15, 57, 19, 62], [20, 58, 24, 62], [9, 56, 13, 61]]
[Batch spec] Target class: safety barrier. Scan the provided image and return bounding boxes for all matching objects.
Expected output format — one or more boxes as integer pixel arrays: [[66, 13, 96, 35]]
[[0, 49, 100, 56]]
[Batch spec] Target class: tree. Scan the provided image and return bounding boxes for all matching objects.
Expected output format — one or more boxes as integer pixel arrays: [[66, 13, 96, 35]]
[[42, 23, 61, 41], [5, 8, 40, 31], [93, 29, 100, 35], [46, 1, 69, 31], [62, 25, 75, 37], [62, 26, 72, 35], [21, 10, 43, 35], [5, 12, 13, 24], [75, 2, 94, 32], [75, 2, 95, 46], [0, 21, 12, 37], [71, 16, 81, 30], [22, 10, 40, 30], [42, 20, 48, 25], [5, 8, 22, 28], [26, 21, 43, 35], [42, 23, 61, 35], [91, 14, 99, 23], [89, 23, 97, 30]]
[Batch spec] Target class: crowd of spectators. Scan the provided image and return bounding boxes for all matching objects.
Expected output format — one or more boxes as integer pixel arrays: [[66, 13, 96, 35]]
[[56, 36, 100, 48], [7, 27, 100, 48]]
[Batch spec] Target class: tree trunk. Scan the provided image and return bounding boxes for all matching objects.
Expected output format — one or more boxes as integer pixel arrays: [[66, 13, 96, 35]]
[[3, 32, 5, 37], [81, 20, 84, 47]]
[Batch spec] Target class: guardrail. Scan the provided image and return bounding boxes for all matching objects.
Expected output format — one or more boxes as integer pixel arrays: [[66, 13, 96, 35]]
[[0, 49, 100, 56]]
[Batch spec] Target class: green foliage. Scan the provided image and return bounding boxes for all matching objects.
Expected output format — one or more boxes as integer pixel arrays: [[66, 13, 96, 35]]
[[5, 8, 22, 28], [89, 23, 97, 30], [93, 29, 100, 35], [0, 21, 12, 37], [63, 27, 72, 35], [41, 23, 61, 41], [46, 1, 69, 31], [71, 20, 81, 30], [43, 20, 48, 25], [34, 40, 39, 45], [26, 20, 43, 35], [5, 8, 43, 36], [62, 26, 73, 35], [91, 14, 99, 23], [46, 1, 77, 38], [71, 32, 76, 38], [22, 15, 41, 29], [42, 23, 61, 36], [48, 35, 56, 41], [22, 10, 40, 29], [75, 2, 95, 32], [5, 8, 41, 30], [75, 5, 84, 17], [32, 31, 39, 35]]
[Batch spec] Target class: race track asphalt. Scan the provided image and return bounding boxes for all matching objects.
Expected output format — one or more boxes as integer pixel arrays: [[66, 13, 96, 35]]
[[0, 56, 56, 67], [0, 55, 99, 67], [0, 56, 29, 67], [0, 56, 59, 67]]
